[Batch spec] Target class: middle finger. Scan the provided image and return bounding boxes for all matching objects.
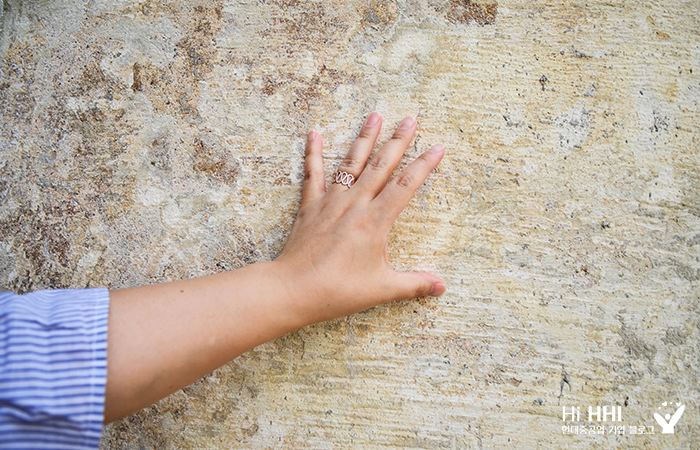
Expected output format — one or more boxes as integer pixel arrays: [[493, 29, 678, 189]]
[[354, 116, 417, 199], [330, 112, 382, 192]]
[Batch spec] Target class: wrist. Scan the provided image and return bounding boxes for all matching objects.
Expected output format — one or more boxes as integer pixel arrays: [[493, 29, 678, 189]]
[[262, 258, 315, 332], [228, 259, 314, 340]]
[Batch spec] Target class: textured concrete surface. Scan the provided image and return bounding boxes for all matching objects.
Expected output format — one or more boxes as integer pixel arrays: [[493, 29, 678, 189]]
[[1, 0, 699, 448]]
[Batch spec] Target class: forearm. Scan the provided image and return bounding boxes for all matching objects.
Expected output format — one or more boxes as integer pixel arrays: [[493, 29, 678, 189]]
[[104, 261, 299, 423], [102, 115, 445, 424]]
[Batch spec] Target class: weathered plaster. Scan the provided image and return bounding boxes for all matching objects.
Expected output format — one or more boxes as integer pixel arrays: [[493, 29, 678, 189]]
[[1, 0, 698, 448]]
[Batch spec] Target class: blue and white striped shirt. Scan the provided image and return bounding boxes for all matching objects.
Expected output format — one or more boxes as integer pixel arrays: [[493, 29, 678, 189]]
[[0, 288, 110, 449]]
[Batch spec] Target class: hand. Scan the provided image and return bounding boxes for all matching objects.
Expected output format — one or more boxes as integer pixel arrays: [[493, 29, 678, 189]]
[[104, 113, 445, 422], [275, 113, 446, 328]]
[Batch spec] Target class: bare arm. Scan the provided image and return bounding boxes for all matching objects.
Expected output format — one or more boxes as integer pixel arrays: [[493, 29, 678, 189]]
[[104, 114, 446, 423]]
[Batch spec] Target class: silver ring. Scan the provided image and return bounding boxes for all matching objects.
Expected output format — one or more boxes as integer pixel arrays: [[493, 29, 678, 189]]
[[333, 170, 355, 188]]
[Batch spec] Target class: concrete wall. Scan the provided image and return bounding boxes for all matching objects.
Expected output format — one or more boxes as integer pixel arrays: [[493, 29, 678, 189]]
[[1, 0, 698, 448]]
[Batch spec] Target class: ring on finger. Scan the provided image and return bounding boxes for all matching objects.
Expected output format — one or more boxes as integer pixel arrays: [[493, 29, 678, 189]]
[[333, 170, 356, 188]]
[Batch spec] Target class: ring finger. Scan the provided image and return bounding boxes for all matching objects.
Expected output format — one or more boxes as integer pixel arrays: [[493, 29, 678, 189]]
[[330, 112, 382, 191]]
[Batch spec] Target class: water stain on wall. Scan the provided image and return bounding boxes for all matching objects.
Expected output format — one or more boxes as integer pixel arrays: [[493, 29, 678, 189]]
[[446, 0, 498, 26]]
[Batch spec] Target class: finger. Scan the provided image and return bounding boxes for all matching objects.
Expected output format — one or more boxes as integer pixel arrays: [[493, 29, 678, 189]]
[[386, 271, 446, 301], [375, 144, 445, 222], [330, 112, 382, 192], [301, 131, 326, 206], [355, 116, 417, 198]]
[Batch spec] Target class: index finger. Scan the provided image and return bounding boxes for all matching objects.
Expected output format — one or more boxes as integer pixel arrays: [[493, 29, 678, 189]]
[[374, 144, 445, 223]]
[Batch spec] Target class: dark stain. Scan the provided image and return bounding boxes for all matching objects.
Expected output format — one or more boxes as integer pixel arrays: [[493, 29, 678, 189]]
[[23, 222, 71, 272], [211, 409, 228, 423], [618, 324, 657, 363], [258, 65, 357, 116], [242, 423, 259, 437], [233, 235, 262, 266], [295, 66, 357, 111], [148, 137, 171, 172], [673, 262, 700, 282], [175, 4, 224, 80], [178, 94, 192, 114], [650, 111, 669, 133], [115, 1, 225, 120], [358, 0, 399, 28], [262, 74, 284, 96], [269, 0, 301, 7], [571, 47, 592, 58], [241, 155, 291, 187], [0, 44, 37, 123], [193, 136, 239, 185], [662, 326, 690, 346], [446, 0, 498, 26], [69, 60, 115, 97], [0, 41, 134, 291], [132, 62, 143, 91], [687, 233, 700, 246], [558, 369, 571, 400], [262, 1, 349, 52]]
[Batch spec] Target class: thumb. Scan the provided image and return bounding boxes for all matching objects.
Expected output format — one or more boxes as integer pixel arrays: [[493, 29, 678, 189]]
[[389, 271, 446, 301]]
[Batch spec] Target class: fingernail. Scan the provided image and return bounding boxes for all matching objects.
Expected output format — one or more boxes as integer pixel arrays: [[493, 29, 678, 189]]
[[365, 112, 380, 127], [429, 282, 446, 297], [399, 116, 416, 130], [308, 131, 319, 142], [429, 144, 445, 154]]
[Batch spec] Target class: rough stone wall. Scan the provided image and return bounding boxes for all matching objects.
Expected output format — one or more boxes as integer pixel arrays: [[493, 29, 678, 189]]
[[1, 0, 699, 448]]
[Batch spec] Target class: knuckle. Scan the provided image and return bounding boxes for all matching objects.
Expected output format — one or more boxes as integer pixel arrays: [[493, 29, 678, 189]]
[[390, 128, 411, 142], [341, 154, 362, 170], [416, 151, 433, 166], [357, 128, 374, 140], [394, 171, 415, 189], [390, 132, 407, 142], [414, 284, 425, 299], [368, 153, 391, 171]]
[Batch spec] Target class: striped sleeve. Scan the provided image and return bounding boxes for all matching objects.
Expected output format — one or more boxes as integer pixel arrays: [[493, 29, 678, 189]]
[[0, 288, 110, 450]]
